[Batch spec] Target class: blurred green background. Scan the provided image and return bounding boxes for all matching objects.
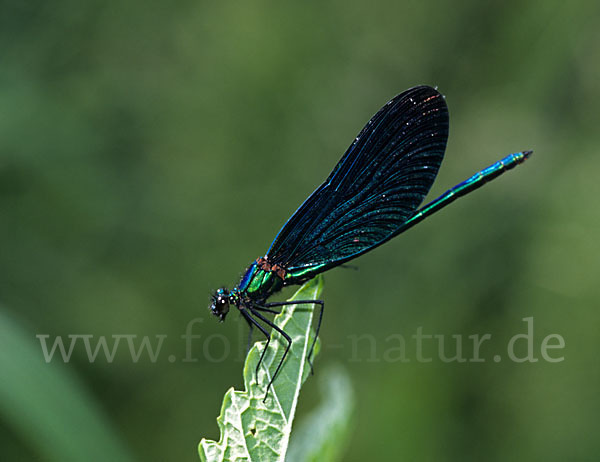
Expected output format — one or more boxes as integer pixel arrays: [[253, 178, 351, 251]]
[[1, 0, 599, 460]]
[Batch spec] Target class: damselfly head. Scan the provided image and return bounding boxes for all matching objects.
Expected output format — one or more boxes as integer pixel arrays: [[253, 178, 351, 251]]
[[210, 288, 230, 322]]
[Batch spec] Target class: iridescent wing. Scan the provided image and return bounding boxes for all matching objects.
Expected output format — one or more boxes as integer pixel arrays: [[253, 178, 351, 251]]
[[266, 85, 449, 276]]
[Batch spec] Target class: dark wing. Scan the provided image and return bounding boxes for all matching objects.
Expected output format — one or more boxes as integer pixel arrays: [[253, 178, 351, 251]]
[[266, 85, 449, 274]]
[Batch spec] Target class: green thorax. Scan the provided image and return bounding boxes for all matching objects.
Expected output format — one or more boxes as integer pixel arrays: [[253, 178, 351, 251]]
[[238, 257, 329, 301], [238, 260, 285, 301]]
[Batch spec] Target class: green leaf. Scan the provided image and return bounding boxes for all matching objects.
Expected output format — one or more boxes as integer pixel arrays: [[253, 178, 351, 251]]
[[0, 308, 133, 462], [286, 365, 354, 462], [199, 276, 324, 462]]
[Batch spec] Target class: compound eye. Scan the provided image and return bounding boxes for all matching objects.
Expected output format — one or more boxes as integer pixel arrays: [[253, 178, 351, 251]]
[[210, 288, 231, 321], [217, 297, 230, 316]]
